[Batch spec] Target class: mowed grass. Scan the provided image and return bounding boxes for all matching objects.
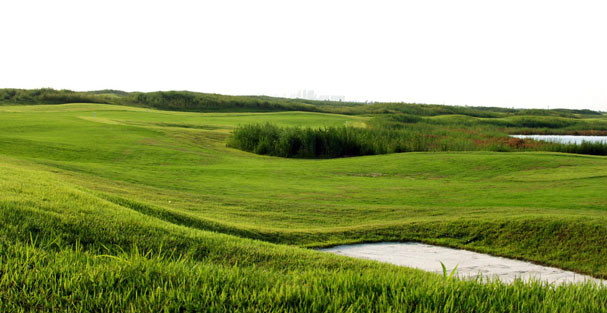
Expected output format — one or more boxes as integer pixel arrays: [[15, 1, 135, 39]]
[[1, 103, 606, 312]]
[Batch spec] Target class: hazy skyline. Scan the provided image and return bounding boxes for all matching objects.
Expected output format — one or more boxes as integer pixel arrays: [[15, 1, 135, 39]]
[[1, 0, 605, 110]]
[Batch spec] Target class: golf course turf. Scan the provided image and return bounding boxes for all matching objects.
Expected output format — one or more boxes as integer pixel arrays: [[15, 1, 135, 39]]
[[0, 102, 606, 312]]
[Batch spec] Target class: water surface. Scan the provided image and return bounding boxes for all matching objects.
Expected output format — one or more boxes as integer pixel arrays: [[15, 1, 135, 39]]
[[510, 135, 607, 144]]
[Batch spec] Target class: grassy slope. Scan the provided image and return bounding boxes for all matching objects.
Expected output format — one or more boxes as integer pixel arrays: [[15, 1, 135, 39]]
[[2, 165, 604, 312], [1, 103, 606, 311]]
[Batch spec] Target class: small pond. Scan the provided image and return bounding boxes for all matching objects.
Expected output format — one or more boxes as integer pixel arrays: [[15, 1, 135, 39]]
[[510, 135, 607, 144], [321, 242, 604, 285]]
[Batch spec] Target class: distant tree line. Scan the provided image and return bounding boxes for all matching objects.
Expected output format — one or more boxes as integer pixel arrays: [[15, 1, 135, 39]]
[[1, 88, 604, 119], [373, 113, 606, 135], [0, 88, 114, 105]]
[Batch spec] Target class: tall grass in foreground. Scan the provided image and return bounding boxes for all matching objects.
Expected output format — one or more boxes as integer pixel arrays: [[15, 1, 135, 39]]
[[227, 123, 607, 158], [1, 236, 606, 313]]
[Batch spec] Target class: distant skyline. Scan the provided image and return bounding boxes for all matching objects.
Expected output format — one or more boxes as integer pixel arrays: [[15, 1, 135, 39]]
[[1, 0, 606, 111]]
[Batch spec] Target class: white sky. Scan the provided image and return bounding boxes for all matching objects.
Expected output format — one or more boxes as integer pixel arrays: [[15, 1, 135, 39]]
[[1, 0, 606, 110]]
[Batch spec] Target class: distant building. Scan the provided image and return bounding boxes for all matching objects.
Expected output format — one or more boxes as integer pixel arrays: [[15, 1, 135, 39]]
[[295, 89, 344, 101], [318, 95, 345, 101]]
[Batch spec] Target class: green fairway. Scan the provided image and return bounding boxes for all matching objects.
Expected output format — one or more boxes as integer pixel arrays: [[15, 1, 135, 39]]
[[1, 103, 606, 312]]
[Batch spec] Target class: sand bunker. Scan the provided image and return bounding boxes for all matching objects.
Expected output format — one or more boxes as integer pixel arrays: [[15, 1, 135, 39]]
[[322, 242, 604, 285]]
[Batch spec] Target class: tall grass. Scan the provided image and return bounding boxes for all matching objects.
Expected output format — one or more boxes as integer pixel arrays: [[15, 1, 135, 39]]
[[2, 237, 606, 313], [228, 123, 607, 158], [228, 123, 398, 158], [547, 141, 607, 155], [227, 123, 476, 158]]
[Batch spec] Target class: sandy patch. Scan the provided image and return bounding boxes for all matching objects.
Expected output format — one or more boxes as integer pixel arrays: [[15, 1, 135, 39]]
[[322, 242, 604, 285]]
